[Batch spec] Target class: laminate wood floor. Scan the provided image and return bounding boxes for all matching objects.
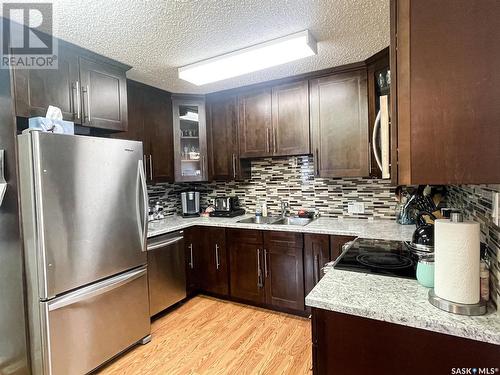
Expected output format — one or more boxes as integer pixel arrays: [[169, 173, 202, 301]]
[[98, 296, 312, 375]]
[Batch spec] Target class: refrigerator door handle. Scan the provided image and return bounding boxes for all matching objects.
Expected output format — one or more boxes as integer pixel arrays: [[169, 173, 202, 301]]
[[0, 150, 7, 206], [48, 266, 147, 311], [137, 160, 148, 252]]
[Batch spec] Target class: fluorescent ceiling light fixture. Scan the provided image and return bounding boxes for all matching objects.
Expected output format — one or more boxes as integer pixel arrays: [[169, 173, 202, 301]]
[[178, 30, 317, 85], [179, 111, 199, 122]]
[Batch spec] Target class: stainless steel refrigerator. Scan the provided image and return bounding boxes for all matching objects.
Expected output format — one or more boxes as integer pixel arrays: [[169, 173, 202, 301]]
[[18, 131, 151, 375]]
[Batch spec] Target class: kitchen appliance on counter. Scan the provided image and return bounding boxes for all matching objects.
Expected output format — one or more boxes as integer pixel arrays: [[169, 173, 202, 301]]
[[18, 131, 151, 375], [181, 191, 200, 217], [333, 238, 419, 279], [209, 196, 245, 217], [406, 210, 437, 253], [430, 213, 486, 316], [147, 231, 186, 316]]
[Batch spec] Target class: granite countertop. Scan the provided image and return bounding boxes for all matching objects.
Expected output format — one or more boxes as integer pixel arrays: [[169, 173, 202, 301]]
[[148, 214, 500, 345], [305, 269, 500, 345], [147, 215, 415, 241]]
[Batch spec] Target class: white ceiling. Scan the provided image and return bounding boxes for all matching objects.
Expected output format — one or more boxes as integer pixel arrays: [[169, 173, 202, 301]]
[[52, 0, 389, 94]]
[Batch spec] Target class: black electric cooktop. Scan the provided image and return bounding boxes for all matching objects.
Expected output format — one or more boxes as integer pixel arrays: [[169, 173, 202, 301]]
[[334, 238, 418, 279]]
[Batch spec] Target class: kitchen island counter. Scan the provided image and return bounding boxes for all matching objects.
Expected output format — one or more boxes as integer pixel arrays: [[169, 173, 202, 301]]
[[306, 268, 500, 345]]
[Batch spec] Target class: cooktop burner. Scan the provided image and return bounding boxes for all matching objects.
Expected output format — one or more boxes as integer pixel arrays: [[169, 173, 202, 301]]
[[334, 238, 417, 279], [356, 253, 414, 270]]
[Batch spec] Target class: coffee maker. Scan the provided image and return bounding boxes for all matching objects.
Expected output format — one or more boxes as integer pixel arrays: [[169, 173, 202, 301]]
[[181, 192, 200, 217]]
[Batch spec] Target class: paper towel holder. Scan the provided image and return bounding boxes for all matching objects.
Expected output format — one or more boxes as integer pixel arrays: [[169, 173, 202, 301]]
[[0, 150, 6, 207], [428, 289, 487, 316]]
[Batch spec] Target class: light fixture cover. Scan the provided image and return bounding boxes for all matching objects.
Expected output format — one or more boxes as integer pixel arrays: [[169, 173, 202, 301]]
[[179, 111, 199, 122], [178, 30, 317, 86]]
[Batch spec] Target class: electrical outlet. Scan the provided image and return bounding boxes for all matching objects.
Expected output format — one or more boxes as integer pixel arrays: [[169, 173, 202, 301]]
[[348, 202, 365, 214], [492, 192, 499, 227]]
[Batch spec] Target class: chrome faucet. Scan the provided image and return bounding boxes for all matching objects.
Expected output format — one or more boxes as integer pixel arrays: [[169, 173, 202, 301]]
[[280, 200, 289, 218]]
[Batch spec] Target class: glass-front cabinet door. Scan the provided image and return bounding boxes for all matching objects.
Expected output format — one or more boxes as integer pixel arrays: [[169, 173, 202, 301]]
[[172, 97, 208, 182]]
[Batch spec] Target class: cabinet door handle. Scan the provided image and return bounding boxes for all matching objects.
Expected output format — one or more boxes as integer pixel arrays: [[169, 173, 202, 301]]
[[315, 148, 320, 176], [368, 142, 372, 175], [189, 244, 194, 269], [266, 128, 270, 153], [215, 244, 220, 270], [273, 129, 277, 154], [82, 85, 91, 122], [264, 249, 268, 278], [314, 254, 320, 284], [232, 154, 236, 179], [201, 156, 206, 179], [73, 81, 81, 119], [149, 154, 153, 181], [257, 249, 263, 288]]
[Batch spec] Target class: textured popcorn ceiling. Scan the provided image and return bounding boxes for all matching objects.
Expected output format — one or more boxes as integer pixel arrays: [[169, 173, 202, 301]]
[[52, 0, 389, 94]]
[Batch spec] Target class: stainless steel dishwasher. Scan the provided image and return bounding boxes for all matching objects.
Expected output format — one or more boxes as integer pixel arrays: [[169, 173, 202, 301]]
[[147, 230, 186, 316]]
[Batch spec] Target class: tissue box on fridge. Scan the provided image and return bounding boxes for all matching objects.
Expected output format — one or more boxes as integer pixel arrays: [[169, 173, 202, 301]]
[[28, 117, 75, 135]]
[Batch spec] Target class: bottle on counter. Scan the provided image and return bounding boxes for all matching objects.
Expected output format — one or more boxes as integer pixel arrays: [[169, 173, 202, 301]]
[[262, 201, 268, 217], [480, 260, 490, 302]]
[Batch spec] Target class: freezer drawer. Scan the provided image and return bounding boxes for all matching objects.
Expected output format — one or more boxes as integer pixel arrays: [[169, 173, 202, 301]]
[[40, 267, 150, 375], [147, 231, 186, 316]]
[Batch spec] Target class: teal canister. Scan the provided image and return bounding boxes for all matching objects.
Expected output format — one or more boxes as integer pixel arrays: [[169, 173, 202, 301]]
[[416, 257, 435, 288]]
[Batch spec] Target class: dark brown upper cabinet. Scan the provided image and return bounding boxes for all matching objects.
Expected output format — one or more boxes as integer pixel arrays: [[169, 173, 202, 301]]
[[271, 80, 310, 156], [113, 80, 174, 183], [79, 57, 128, 131], [238, 81, 310, 159], [12, 42, 130, 132], [13, 48, 79, 122], [310, 68, 369, 178], [144, 86, 174, 183], [207, 94, 250, 181], [391, 0, 500, 184], [238, 88, 273, 158], [172, 96, 208, 182]]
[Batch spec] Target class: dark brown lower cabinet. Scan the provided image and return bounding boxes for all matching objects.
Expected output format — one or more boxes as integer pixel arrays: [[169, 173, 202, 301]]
[[201, 227, 229, 296], [304, 234, 356, 303], [228, 229, 306, 313], [330, 235, 356, 261], [185, 227, 229, 297], [304, 234, 330, 297], [228, 229, 266, 304], [312, 308, 499, 375], [184, 227, 201, 296], [263, 231, 304, 311]]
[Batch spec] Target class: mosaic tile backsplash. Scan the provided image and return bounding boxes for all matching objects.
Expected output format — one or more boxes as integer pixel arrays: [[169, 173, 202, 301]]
[[148, 157, 500, 305], [147, 156, 399, 219], [447, 185, 500, 307]]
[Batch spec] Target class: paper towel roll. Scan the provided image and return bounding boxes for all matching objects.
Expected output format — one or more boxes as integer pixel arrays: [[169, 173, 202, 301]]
[[434, 218, 480, 304]]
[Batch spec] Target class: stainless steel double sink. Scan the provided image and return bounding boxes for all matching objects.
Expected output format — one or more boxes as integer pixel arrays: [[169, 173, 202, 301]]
[[236, 216, 315, 226]]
